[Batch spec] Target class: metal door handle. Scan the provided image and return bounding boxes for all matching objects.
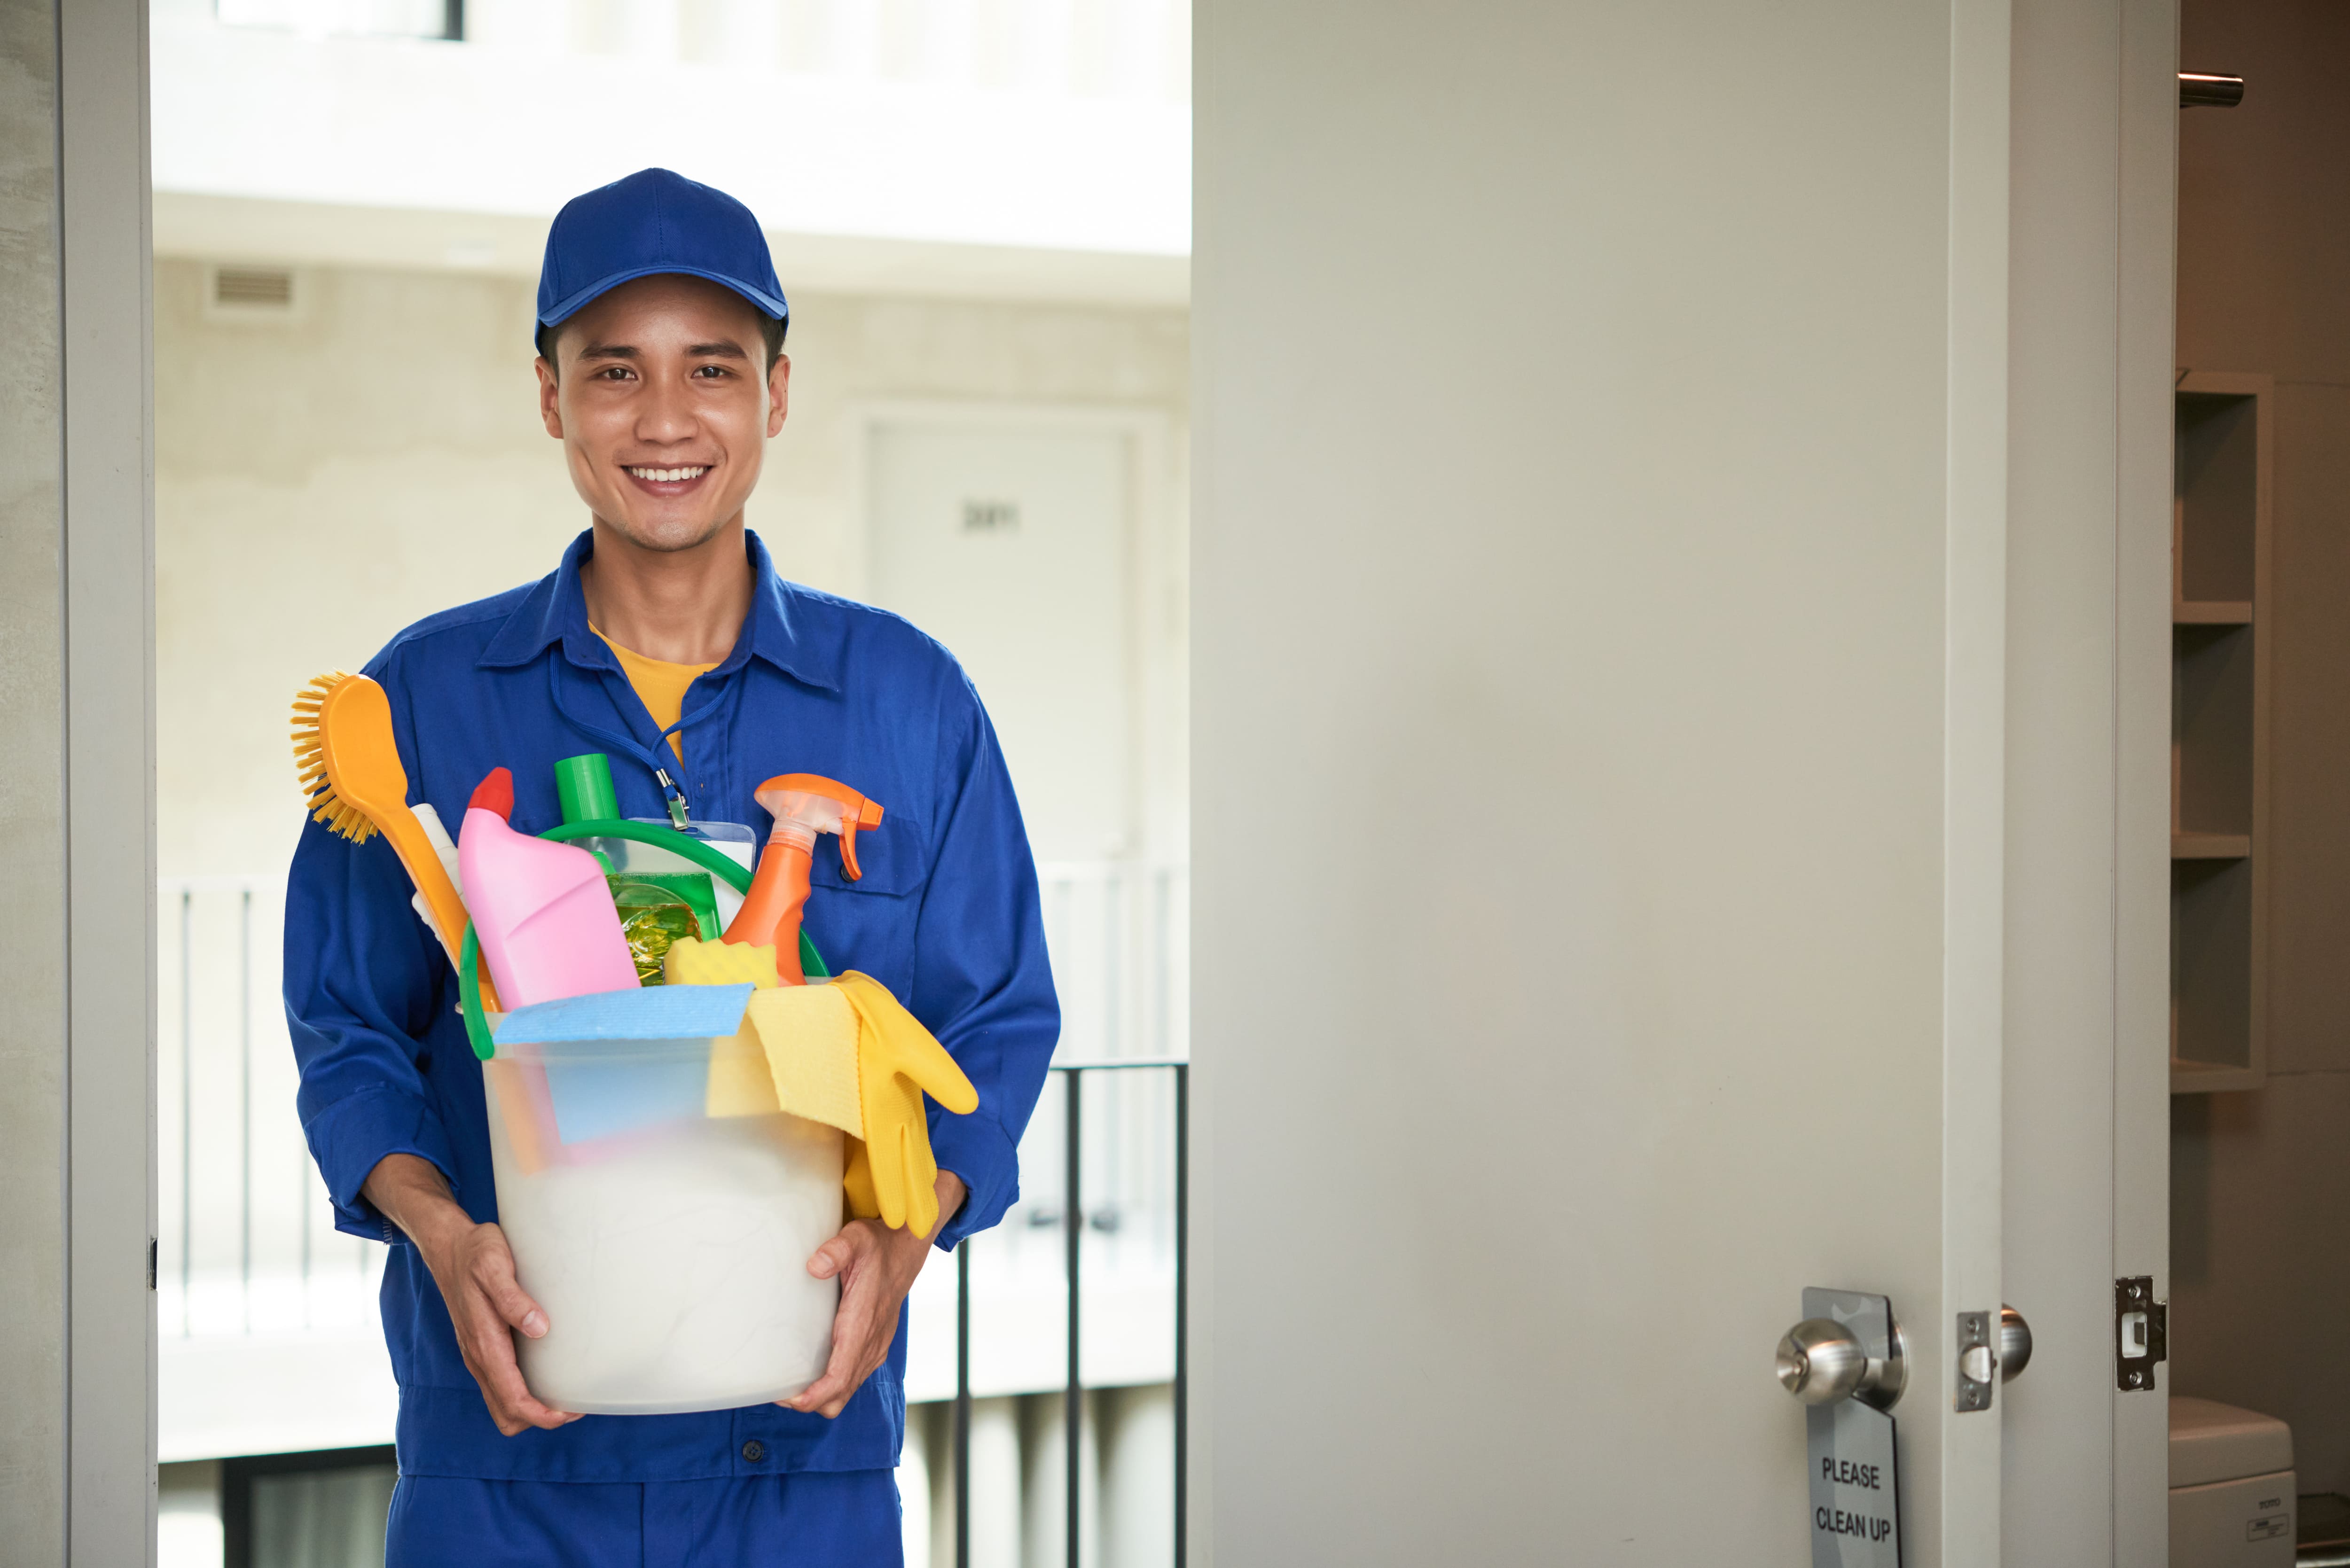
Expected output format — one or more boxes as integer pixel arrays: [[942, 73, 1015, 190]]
[[1776, 1318, 1905, 1407], [1998, 1305, 2032, 1383]]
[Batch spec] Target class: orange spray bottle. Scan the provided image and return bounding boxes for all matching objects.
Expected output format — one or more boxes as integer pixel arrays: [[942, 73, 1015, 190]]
[[721, 773, 883, 984]]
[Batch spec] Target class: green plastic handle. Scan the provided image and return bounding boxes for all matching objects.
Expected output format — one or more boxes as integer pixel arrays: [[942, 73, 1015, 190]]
[[460, 817, 827, 1061]]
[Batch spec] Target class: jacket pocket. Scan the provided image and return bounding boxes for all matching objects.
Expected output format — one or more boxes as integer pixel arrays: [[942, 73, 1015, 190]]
[[807, 810, 926, 898]]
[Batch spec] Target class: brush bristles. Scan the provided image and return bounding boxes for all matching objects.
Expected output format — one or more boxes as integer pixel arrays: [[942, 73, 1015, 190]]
[[289, 669, 379, 845]]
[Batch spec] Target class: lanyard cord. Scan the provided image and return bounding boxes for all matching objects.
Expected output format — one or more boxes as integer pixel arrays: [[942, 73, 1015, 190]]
[[546, 655, 729, 828]]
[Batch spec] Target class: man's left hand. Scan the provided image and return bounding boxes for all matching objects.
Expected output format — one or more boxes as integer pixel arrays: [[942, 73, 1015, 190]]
[[785, 1170, 966, 1419]]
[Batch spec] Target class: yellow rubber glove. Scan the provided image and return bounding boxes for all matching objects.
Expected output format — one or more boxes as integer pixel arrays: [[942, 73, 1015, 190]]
[[832, 972, 979, 1238]]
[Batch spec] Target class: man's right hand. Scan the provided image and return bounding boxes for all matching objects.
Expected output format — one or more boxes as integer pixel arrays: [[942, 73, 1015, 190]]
[[360, 1153, 582, 1437]]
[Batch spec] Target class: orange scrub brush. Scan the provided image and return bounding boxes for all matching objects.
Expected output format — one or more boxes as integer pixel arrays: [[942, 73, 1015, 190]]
[[291, 671, 499, 1010]]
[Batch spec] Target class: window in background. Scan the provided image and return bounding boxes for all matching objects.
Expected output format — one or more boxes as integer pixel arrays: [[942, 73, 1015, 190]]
[[214, 0, 459, 41]]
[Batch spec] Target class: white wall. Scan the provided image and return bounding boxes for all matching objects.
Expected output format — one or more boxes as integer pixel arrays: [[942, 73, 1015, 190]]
[[154, 257, 1188, 880]]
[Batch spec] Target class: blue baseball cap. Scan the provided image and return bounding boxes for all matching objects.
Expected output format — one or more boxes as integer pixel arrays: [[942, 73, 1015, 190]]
[[534, 168, 788, 346]]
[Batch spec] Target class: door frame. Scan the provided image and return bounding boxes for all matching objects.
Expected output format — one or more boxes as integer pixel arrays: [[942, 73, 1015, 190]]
[[58, 0, 162, 1561], [2112, 0, 2183, 1552], [1999, 0, 2178, 1558]]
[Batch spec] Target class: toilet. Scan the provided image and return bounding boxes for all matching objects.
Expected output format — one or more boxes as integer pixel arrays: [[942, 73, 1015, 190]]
[[2172, 1396, 2295, 1567]]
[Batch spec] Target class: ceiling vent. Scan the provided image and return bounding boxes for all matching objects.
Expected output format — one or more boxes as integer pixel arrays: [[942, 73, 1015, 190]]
[[204, 265, 303, 322]]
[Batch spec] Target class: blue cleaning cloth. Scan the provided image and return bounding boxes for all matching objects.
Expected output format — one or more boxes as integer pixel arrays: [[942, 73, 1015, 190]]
[[493, 984, 755, 1047]]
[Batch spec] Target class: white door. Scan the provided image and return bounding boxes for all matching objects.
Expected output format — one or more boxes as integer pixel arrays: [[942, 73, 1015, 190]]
[[1192, 1, 2074, 1563]]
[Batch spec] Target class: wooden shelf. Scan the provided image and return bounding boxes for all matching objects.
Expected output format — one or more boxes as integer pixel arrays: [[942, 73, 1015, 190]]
[[2170, 373, 2272, 1094], [2173, 832, 2251, 860]]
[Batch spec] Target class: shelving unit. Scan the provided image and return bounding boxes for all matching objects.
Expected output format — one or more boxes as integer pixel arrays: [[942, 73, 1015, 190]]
[[2170, 372, 2273, 1093]]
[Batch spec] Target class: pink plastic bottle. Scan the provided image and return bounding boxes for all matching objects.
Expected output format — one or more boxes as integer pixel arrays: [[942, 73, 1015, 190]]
[[458, 768, 641, 1009]]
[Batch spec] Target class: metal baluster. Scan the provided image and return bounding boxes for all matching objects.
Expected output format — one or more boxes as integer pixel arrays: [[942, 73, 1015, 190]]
[[240, 886, 252, 1334], [1174, 1062, 1188, 1568], [955, 1237, 971, 1568], [1153, 869, 1170, 1060], [180, 887, 192, 1337], [1104, 877, 1122, 1059], [1065, 1068, 1082, 1568], [301, 1153, 313, 1330]]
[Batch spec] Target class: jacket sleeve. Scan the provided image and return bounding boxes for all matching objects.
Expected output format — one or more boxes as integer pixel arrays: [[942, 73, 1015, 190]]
[[284, 803, 461, 1244], [910, 680, 1062, 1250]]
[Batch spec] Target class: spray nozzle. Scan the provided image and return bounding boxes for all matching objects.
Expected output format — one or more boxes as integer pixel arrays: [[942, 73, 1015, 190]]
[[752, 773, 885, 880]]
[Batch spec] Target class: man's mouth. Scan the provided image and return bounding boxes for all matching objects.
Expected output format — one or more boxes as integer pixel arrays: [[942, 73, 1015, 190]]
[[625, 465, 711, 484]]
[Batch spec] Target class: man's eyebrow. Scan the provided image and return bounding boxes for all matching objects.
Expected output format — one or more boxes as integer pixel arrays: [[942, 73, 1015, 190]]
[[573, 342, 639, 362], [686, 340, 751, 360]]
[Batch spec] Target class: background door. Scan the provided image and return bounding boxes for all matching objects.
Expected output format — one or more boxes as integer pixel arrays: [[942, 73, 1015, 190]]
[[1193, 0, 2018, 1561], [865, 417, 1140, 865]]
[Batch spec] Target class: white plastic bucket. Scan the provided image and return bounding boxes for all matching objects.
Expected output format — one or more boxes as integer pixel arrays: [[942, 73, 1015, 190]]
[[482, 1027, 843, 1415]]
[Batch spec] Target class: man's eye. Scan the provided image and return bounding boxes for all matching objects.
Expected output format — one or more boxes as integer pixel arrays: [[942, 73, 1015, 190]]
[[595, 366, 633, 381], [693, 365, 729, 379]]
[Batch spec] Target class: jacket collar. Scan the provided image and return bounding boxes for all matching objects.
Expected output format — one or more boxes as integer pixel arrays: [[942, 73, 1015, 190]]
[[476, 528, 842, 693]]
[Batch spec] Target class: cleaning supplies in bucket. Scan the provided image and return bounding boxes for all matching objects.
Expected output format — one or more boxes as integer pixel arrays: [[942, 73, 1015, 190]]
[[293, 720, 973, 1417]]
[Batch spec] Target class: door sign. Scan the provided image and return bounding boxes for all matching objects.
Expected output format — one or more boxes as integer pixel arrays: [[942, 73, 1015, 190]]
[[1803, 1287, 1903, 1568]]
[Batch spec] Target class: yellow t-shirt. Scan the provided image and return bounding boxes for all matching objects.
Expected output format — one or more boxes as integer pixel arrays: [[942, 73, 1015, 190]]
[[593, 628, 719, 759]]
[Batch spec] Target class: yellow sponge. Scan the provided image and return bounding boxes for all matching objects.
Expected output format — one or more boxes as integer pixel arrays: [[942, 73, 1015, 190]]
[[665, 936, 781, 988], [744, 985, 863, 1138]]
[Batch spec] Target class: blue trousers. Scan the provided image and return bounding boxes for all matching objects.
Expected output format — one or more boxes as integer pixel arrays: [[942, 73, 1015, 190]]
[[384, 1469, 903, 1567]]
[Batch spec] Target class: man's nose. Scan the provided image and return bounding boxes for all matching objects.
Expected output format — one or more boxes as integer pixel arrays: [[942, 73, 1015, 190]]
[[634, 374, 698, 443]]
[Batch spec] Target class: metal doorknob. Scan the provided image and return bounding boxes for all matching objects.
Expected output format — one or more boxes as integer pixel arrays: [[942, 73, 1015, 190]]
[[1778, 1318, 1867, 1404], [1999, 1305, 2032, 1383], [1777, 1317, 1904, 1407]]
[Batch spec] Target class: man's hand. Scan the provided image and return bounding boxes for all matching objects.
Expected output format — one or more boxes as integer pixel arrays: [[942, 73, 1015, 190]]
[[785, 1171, 966, 1419], [361, 1153, 582, 1438]]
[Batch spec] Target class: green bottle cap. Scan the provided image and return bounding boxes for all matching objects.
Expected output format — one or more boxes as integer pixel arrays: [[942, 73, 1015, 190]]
[[554, 753, 619, 825]]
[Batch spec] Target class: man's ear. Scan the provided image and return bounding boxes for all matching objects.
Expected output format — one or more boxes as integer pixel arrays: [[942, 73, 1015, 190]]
[[535, 356, 564, 437], [767, 353, 791, 438]]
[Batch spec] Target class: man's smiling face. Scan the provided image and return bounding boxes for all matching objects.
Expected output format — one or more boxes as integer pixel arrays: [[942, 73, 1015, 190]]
[[536, 273, 788, 552]]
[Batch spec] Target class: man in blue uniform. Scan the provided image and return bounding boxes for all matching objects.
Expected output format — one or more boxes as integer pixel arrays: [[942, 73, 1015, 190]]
[[284, 168, 1059, 1564]]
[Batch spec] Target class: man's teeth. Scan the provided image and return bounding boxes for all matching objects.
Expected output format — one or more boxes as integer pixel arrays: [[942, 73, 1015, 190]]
[[628, 466, 709, 482]]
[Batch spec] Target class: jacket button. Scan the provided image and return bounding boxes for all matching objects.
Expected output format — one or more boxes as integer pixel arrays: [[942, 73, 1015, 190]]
[[741, 1440, 766, 1463]]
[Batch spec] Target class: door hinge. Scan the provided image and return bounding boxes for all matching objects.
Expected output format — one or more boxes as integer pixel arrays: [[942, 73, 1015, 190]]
[[2116, 1275, 2168, 1391], [147, 1237, 157, 1290]]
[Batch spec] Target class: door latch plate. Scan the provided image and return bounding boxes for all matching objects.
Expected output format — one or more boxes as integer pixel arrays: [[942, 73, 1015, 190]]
[[1954, 1311, 1996, 1412], [2115, 1275, 2168, 1391]]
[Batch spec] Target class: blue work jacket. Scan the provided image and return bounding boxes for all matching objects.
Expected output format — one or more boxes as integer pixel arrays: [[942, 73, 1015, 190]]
[[284, 528, 1059, 1481]]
